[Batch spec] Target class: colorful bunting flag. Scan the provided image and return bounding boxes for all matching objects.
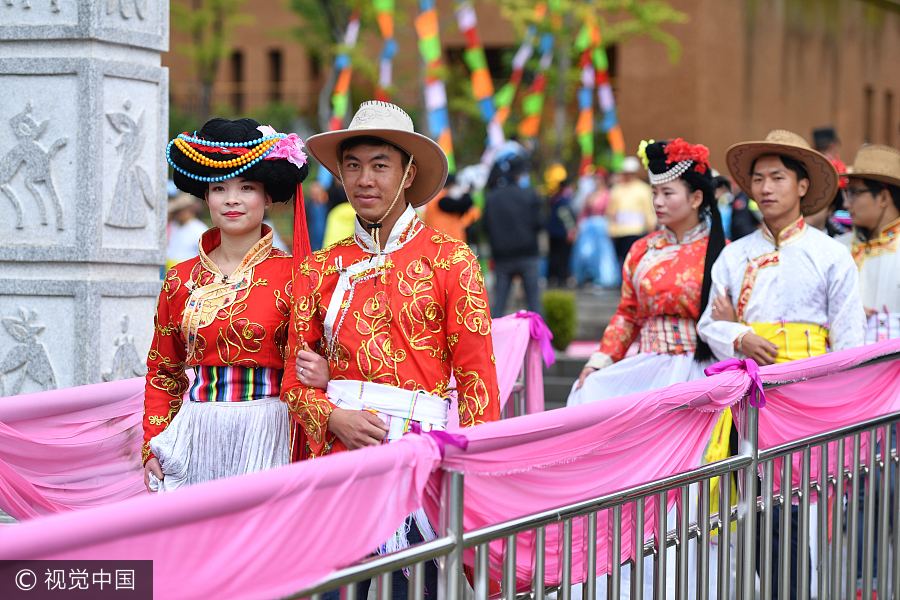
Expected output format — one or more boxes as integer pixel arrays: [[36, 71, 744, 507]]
[[516, 32, 554, 141], [574, 21, 600, 175], [416, 0, 456, 172], [373, 0, 396, 102], [490, 2, 547, 146], [318, 11, 361, 187], [453, 0, 499, 147], [592, 40, 625, 171]]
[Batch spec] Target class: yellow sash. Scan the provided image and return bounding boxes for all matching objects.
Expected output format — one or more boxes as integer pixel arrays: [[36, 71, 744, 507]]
[[748, 321, 829, 362], [706, 322, 829, 519]]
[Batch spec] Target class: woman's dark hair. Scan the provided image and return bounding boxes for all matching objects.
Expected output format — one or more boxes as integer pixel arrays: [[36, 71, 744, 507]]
[[683, 170, 726, 362], [646, 140, 725, 363], [854, 181, 900, 241], [750, 154, 809, 190], [171, 117, 308, 202]]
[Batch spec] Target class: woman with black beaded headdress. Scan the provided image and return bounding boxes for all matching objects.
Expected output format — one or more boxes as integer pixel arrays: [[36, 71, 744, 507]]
[[141, 118, 318, 492], [566, 138, 727, 597], [568, 138, 726, 404]]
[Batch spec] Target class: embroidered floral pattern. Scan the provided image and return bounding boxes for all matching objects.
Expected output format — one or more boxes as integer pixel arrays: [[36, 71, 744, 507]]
[[282, 211, 500, 458], [850, 218, 900, 266], [142, 227, 292, 465], [599, 224, 709, 362]]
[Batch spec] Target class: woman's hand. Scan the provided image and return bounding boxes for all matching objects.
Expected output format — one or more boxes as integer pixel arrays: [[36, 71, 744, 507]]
[[575, 367, 597, 390], [144, 457, 163, 493], [296, 342, 330, 390], [711, 294, 737, 322]]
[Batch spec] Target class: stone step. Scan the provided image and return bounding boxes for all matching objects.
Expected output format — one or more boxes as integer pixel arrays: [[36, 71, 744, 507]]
[[542, 374, 576, 411], [546, 355, 587, 379]]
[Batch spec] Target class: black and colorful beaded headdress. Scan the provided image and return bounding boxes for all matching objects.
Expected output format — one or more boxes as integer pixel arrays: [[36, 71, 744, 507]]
[[166, 117, 312, 260]]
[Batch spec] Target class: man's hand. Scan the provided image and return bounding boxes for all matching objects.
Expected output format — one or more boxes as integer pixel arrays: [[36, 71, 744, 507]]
[[144, 457, 163, 493], [296, 344, 330, 390], [575, 367, 597, 390], [739, 333, 779, 366], [712, 294, 738, 322], [327, 407, 389, 450]]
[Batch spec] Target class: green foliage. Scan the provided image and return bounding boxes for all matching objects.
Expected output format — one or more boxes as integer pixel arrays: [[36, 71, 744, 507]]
[[542, 290, 577, 352], [497, 0, 686, 61], [168, 103, 197, 138]]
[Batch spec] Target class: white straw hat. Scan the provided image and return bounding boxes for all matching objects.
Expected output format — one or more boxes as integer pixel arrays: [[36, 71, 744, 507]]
[[305, 101, 449, 207]]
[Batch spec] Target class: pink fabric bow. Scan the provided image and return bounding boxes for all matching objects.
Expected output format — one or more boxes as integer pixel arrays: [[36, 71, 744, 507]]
[[514, 310, 555, 366], [408, 422, 469, 457], [705, 358, 766, 408]]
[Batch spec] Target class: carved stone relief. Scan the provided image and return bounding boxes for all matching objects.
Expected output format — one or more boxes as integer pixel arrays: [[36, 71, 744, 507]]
[[102, 315, 147, 381], [3, 0, 61, 12], [105, 100, 154, 229], [0, 307, 57, 396], [105, 0, 146, 20], [0, 102, 67, 231]]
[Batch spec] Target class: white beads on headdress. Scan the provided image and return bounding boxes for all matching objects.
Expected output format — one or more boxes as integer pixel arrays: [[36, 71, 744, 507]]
[[648, 160, 693, 185]]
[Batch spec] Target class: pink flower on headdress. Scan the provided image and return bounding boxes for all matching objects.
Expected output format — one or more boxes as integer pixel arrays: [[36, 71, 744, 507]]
[[257, 125, 278, 137], [267, 133, 308, 170]]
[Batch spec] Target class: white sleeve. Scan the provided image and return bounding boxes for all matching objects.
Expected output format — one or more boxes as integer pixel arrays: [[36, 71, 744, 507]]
[[697, 254, 752, 360], [826, 249, 867, 350]]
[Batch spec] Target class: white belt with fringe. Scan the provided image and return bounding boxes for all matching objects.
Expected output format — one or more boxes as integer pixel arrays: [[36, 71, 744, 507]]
[[327, 379, 448, 558], [326, 379, 449, 442]]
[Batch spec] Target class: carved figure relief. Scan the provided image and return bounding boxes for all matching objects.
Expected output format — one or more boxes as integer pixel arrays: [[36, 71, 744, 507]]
[[0, 307, 57, 396], [105, 100, 155, 229], [2, 0, 60, 12], [106, 0, 147, 20], [0, 103, 67, 231], [102, 315, 147, 381]]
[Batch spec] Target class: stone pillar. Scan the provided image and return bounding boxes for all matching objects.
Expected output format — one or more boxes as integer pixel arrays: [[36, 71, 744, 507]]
[[0, 1, 169, 394]]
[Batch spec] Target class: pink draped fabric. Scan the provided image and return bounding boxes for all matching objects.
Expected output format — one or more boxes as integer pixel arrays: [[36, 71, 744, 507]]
[[424, 367, 748, 589], [0, 377, 145, 519], [733, 338, 900, 497], [0, 313, 550, 519], [0, 339, 896, 597], [0, 435, 442, 600]]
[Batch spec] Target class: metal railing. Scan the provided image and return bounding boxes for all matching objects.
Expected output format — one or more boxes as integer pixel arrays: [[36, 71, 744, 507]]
[[291, 351, 899, 600]]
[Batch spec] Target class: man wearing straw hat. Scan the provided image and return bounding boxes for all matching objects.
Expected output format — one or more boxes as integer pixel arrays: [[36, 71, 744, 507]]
[[698, 129, 866, 599], [840, 144, 900, 343], [280, 100, 500, 594]]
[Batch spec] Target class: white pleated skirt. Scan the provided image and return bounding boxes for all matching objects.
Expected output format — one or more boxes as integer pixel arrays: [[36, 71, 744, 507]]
[[148, 396, 290, 492], [566, 352, 712, 599], [567, 352, 710, 408]]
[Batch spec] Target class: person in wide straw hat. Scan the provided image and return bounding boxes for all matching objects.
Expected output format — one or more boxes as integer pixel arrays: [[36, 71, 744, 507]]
[[699, 129, 865, 599], [281, 100, 500, 598], [840, 144, 900, 342]]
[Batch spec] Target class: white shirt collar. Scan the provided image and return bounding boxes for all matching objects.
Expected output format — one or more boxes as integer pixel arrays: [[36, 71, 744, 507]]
[[353, 204, 421, 254]]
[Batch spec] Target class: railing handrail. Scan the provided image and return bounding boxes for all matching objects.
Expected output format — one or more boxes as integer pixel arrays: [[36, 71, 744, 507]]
[[759, 409, 900, 460], [462, 454, 751, 547], [285, 536, 456, 598], [291, 348, 900, 598]]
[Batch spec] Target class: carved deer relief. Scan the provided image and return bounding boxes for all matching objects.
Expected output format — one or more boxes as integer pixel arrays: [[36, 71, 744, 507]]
[[0, 103, 67, 231]]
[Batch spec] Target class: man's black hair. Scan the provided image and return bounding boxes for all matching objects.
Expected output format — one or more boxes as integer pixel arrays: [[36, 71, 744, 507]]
[[750, 154, 810, 189], [339, 135, 411, 167]]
